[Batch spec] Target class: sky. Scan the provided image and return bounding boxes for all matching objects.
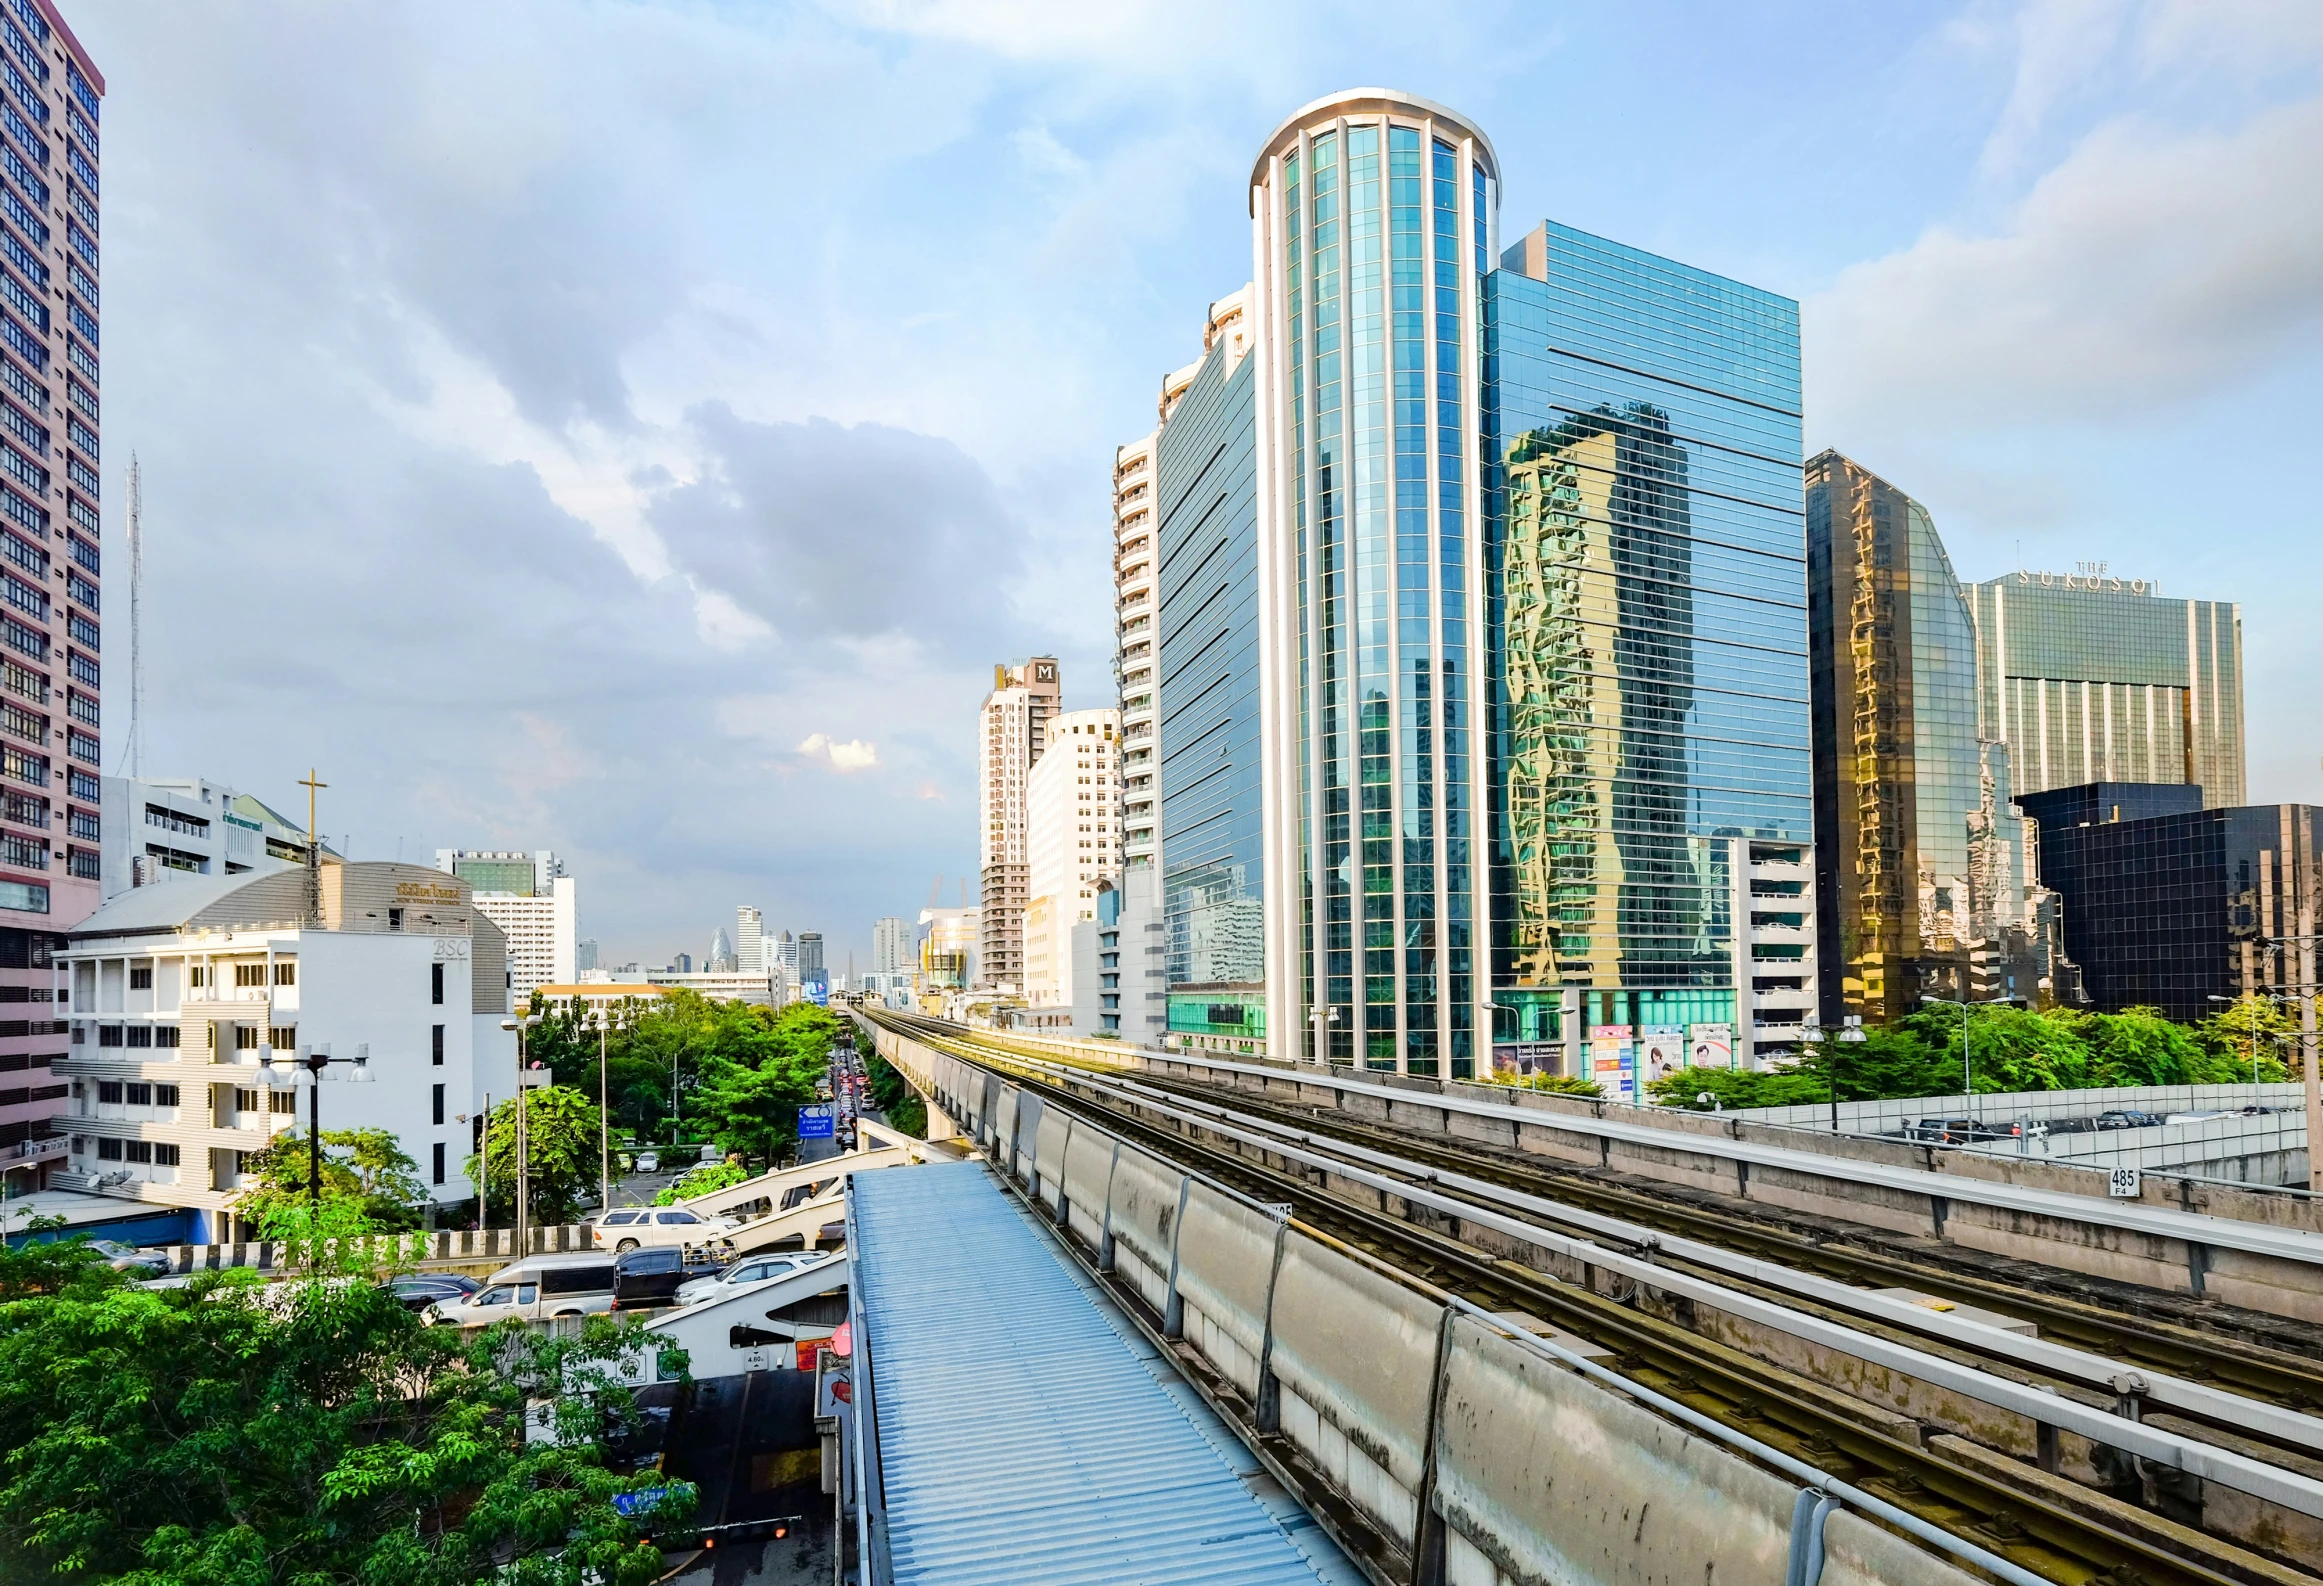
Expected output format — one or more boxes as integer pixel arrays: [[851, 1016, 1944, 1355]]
[[70, 0, 2323, 970]]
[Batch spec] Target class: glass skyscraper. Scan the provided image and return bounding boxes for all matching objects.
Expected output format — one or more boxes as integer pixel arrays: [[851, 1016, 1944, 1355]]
[[1966, 573, 2244, 808], [1249, 92, 1498, 1073], [1807, 452, 2034, 1024], [1484, 222, 1812, 1062], [1154, 330, 1265, 1049]]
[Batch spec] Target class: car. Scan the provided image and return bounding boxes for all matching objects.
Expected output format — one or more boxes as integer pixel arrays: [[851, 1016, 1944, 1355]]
[[385, 1273, 482, 1314], [429, 1255, 618, 1327], [610, 1245, 724, 1311], [87, 1239, 171, 1277], [672, 1250, 829, 1309], [2095, 1109, 2164, 1131], [590, 1206, 739, 1254], [634, 1151, 661, 1175]]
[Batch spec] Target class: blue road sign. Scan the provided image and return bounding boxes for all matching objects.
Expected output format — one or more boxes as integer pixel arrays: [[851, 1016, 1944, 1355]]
[[798, 1105, 835, 1140]]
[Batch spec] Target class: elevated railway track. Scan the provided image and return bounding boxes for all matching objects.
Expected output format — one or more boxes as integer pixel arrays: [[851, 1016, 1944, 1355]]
[[864, 1009, 2323, 1586]]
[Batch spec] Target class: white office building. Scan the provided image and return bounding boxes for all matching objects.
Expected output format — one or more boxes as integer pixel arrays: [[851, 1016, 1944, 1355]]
[[53, 861, 519, 1241], [736, 907, 764, 975], [100, 777, 334, 899], [1023, 710, 1121, 1012], [871, 916, 910, 979], [434, 850, 576, 1007]]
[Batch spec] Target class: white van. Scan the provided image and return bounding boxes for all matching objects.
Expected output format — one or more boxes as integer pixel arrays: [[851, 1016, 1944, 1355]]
[[431, 1254, 618, 1327], [590, 1206, 739, 1254]]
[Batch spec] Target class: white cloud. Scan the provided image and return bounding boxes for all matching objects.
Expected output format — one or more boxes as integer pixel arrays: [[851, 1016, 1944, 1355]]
[[797, 733, 881, 773], [1808, 95, 2323, 433]]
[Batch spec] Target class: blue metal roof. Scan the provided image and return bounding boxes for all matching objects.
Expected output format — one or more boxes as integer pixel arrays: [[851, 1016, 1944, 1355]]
[[852, 1160, 1355, 1586]]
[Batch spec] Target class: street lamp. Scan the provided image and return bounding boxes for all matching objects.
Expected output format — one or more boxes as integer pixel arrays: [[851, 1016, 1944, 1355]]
[[499, 1018, 551, 1253], [256, 1041, 375, 1219], [1922, 995, 2018, 1120], [1800, 1015, 1868, 1132], [1307, 1004, 1340, 1068], [590, 1005, 611, 1215]]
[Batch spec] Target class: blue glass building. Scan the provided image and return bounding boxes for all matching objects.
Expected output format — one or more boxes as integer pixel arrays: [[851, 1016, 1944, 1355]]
[[1484, 222, 1811, 1064], [1154, 324, 1267, 1052]]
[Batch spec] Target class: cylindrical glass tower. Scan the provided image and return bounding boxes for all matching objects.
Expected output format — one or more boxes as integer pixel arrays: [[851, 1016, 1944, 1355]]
[[1250, 90, 1497, 1075]]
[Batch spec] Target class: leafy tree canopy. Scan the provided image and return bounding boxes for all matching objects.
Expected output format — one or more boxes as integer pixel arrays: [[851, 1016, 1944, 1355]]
[[467, 1086, 608, 1226], [0, 1239, 689, 1583], [239, 1126, 432, 1232]]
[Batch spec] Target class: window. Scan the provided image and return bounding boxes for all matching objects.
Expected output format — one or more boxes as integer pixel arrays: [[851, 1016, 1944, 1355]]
[[95, 1024, 119, 1046], [269, 1089, 295, 1116], [272, 962, 294, 986], [233, 963, 264, 988], [95, 1136, 119, 1160], [432, 1141, 445, 1185], [155, 1027, 178, 1048], [153, 1084, 177, 1106], [656, 1212, 698, 1225], [124, 1082, 149, 1105], [124, 1140, 152, 1164], [125, 1025, 150, 1047], [67, 767, 97, 803], [128, 965, 150, 990], [154, 1143, 179, 1167], [268, 1026, 294, 1049], [430, 962, 443, 1005], [65, 847, 95, 881], [432, 1023, 444, 1066], [233, 1026, 257, 1049], [601, 1211, 639, 1226], [431, 1083, 444, 1126], [389, 907, 404, 932], [233, 1087, 257, 1112], [95, 1078, 118, 1102]]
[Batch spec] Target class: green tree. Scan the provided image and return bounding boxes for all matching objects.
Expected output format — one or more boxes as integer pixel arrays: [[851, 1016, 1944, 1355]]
[[653, 1158, 751, 1207], [467, 1086, 607, 1226], [1646, 1065, 1823, 1110], [865, 1047, 927, 1137], [238, 1126, 431, 1231], [0, 1248, 690, 1582], [2194, 993, 2298, 1083]]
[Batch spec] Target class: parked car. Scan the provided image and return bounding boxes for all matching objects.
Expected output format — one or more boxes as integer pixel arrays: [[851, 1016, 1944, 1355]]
[[428, 1255, 618, 1327], [384, 1273, 482, 1314], [610, 1246, 720, 1312], [634, 1151, 661, 1175], [590, 1206, 739, 1254], [673, 1250, 829, 1309], [2095, 1109, 2165, 1131], [87, 1239, 172, 1278]]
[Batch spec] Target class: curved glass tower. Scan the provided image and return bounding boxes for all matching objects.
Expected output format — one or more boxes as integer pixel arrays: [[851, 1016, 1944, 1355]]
[[1251, 91, 1498, 1073]]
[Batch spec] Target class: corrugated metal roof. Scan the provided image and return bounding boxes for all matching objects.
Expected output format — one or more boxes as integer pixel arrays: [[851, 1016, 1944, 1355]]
[[853, 1160, 1354, 1586]]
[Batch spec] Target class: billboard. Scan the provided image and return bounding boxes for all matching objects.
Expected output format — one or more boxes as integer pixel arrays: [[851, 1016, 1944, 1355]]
[[803, 973, 829, 1006], [1638, 1025, 1687, 1088], [1587, 1025, 1634, 1102], [1688, 1023, 1734, 1070]]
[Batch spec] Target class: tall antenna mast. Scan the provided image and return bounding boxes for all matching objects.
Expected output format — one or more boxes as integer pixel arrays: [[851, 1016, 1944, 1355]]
[[123, 454, 143, 777]]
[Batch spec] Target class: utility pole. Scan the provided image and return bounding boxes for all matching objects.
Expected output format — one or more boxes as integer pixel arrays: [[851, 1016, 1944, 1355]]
[[2302, 811, 2321, 1194], [298, 768, 328, 928]]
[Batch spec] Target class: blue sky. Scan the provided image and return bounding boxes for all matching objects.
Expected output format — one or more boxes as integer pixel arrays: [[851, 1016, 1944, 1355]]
[[72, 0, 2323, 968]]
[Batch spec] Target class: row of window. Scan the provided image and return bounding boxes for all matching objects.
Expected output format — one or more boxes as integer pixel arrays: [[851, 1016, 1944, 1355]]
[[92, 1024, 183, 1048], [91, 1139, 180, 1166], [94, 1080, 178, 1106]]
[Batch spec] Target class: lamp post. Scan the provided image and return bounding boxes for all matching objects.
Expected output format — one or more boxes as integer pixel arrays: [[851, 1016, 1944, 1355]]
[[1922, 995, 2017, 1121], [256, 1041, 376, 1219], [593, 1007, 610, 1214], [1308, 1004, 1340, 1068], [1802, 1015, 1868, 1132], [499, 1017, 549, 1252]]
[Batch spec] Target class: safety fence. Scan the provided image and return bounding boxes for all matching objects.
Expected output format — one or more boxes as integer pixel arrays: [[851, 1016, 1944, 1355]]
[[165, 1223, 594, 1275], [878, 1024, 2035, 1586]]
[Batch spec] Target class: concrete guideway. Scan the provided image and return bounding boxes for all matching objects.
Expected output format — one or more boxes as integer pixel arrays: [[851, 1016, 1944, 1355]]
[[862, 1018, 2026, 1586], [982, 1048, 2323, 1522], [921, 1015, 2323, 1321], [869, 1010, 2323, 1583]]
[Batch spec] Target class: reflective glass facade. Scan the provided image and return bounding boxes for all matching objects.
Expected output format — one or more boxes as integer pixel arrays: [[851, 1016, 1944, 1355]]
[[1253, 94, 1496, 1076], [1807, 453, 2030, 1022], [1484, 223, 1808, 1043], [1156, 341, 1264, 1010], [1967, 575, 2244, 809]]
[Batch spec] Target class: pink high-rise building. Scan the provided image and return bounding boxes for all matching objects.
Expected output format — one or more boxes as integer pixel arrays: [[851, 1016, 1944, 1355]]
[[0, 0, 101, 1189]]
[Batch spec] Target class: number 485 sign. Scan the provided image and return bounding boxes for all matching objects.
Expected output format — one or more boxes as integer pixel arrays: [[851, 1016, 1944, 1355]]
[[2108, 1166, 2142, 1199]]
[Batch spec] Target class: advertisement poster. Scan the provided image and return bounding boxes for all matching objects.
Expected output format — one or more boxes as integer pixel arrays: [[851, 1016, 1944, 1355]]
[[1688, 1023, 1734, 1070], [1639, 1025, 1686, 1087], [1493, 1042, 1558, 1077], [1588, 1025, 1634, 1102]]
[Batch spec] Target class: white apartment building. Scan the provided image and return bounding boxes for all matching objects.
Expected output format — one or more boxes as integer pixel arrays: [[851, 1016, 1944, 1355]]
[[871, 915, 910, 979], [1022, 710, 1120, 1009], [53, 862, 518, 1242], [435, 849, 575, 1007], [977, 658, 1060, 993], [100, 776, 333, 899], [735, 907, 764, 975]]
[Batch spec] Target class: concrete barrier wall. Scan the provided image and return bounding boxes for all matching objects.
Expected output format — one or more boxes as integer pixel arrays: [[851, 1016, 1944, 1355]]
[[863, 1018, 1991, 1586], [167, 1223, 593, 1275]]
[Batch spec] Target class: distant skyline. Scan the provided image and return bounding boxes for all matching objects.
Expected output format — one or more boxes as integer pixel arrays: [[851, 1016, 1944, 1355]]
[[75, 0, 2323, 968]]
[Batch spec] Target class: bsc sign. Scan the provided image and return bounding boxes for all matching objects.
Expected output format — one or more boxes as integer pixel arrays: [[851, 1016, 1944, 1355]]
[[798, 1105, 835, 1141]]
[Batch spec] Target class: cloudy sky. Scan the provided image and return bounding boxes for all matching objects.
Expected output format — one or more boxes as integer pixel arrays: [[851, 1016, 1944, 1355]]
[[74, 0, 2323, 969]]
